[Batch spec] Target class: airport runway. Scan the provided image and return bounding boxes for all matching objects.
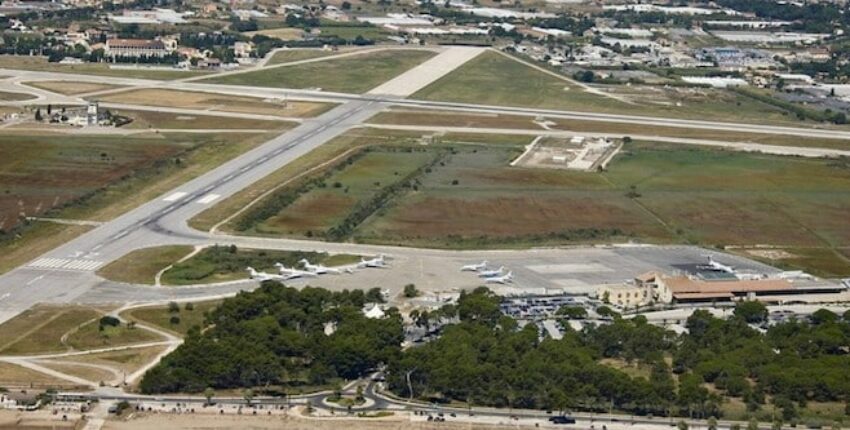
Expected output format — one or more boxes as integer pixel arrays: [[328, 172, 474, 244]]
[[0, 46, 847, 324]]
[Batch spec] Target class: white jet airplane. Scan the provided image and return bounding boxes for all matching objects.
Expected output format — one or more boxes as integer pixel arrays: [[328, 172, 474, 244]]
[[299, 259, 342, 275], [461, 261, 488, 272], [478, 266, 505, 278], [485, 271, 513, 284], [357, 254, 387, 268], [246, 267, 286, 282], [274, 262, 317, 280], [699, 255, 735, 274]]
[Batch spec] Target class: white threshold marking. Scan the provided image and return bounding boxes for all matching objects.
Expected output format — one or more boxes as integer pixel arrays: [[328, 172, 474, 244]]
[[27, 258, 104, 272], [163, 191, 188, 202], [196, 194, 220, 204]]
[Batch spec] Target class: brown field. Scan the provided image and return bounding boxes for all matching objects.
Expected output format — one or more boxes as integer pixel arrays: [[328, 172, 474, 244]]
[[117, 109, 294, 130], [37, 361, 116, 384], [94, 89, 334, 118], [360, 194, 667, 243], [368, 109, 542, 130], [0, 90, 36, 101], [0, 55, 209, 80], [0, 133, 192, 232], [122, 300, 220, 336], [246, 28, 305, 41], [24, 80, 124, 95], [64, 318, 164, 350]]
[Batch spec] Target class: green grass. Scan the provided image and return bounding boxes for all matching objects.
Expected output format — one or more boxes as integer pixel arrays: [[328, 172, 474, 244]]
[[122, 301, 221, 336], [97, 245, 194, 284], [0, 56, 210, 80], [202, 49, 436, 93], [160, 245, 361, 285], [118, 109, 293, 130], [413, 50, 811, 126]]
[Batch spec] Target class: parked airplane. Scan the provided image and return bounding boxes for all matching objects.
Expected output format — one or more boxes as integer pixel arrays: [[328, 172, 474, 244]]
[[299, 259, 341, 275], [461, 261, 488, 272], [246, 267, 285, 282], [358, 254, 387, 268], [699, 255, 735, 273], [485, 271, 513, 284], [274, 263, 317, 279], [478, 266, 505, 278]]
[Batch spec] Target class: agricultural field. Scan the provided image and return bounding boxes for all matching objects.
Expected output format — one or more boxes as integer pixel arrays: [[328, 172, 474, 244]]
[[413, 50, 820, 126], [221, 130, 850, 274], [0, 56, 210, 80], [202, 49, 436, 93], [94, 89, 332, 118], [24, 80, 124, 95], [0, 131, 271, 274]]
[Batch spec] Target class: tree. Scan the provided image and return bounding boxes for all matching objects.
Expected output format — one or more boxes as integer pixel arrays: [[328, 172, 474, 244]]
[[204, 387, 215, 405], [677, 420, 689, 430], [556, 305, 587, 320], [403, 284, 420, 298], [708, 417, 718, 430], [185, 302, 195, 311], [810, 308, 838, 325], [168, 301, 180, 313], [733, 300, 768, 324], [243, 388, 254, 405], [169, 316, 180, 325], [34, 108, 42, 121], [747, 418, 759, 430]]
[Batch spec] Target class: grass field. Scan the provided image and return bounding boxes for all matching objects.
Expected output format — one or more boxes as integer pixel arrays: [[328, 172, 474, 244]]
[[267, 49, 335, 65], [0, 90, 36, 101], [202, 49, 436, 93], [413, 50, 815, 126], [94, 88, 332, 118], [63, 345, 168, 375], [0, 56, 210, 80], [0, 306, 100, 355], [315, 26, 388, 41], [117, 109, 294, 130], [160, 245, 360, 285], [97, 245, 194, 284], [0, 131, 271, 274], [0, 362, 79, 388], [122, 301, 221, 336], [245, 27, 305, 41], [24, 80, 124, 95]]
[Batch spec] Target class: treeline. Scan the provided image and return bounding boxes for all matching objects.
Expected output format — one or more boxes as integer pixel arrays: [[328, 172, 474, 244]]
[[140, 283, 402, 393], [733, 87, 847, 124], [388, 289, 850, 423], [326, 149, 445, 241]]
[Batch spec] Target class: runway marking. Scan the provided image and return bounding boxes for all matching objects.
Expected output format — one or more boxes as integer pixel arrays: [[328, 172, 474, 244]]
[[196, 194, 220, 204], [162, 192, 187, 202], [27, 258, 104, 272], [26, 274, 45, 285]]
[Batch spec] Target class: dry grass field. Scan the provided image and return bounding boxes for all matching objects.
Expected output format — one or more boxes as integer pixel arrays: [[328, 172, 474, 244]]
[[24, 80, 124, 95], [122, 301, 221, 336], [0, 362, 79, 388], [0, 56, 209, 80], [94, 89, 334, 118], [0, 90, 36, 101], [0, 306, 100, 355]]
